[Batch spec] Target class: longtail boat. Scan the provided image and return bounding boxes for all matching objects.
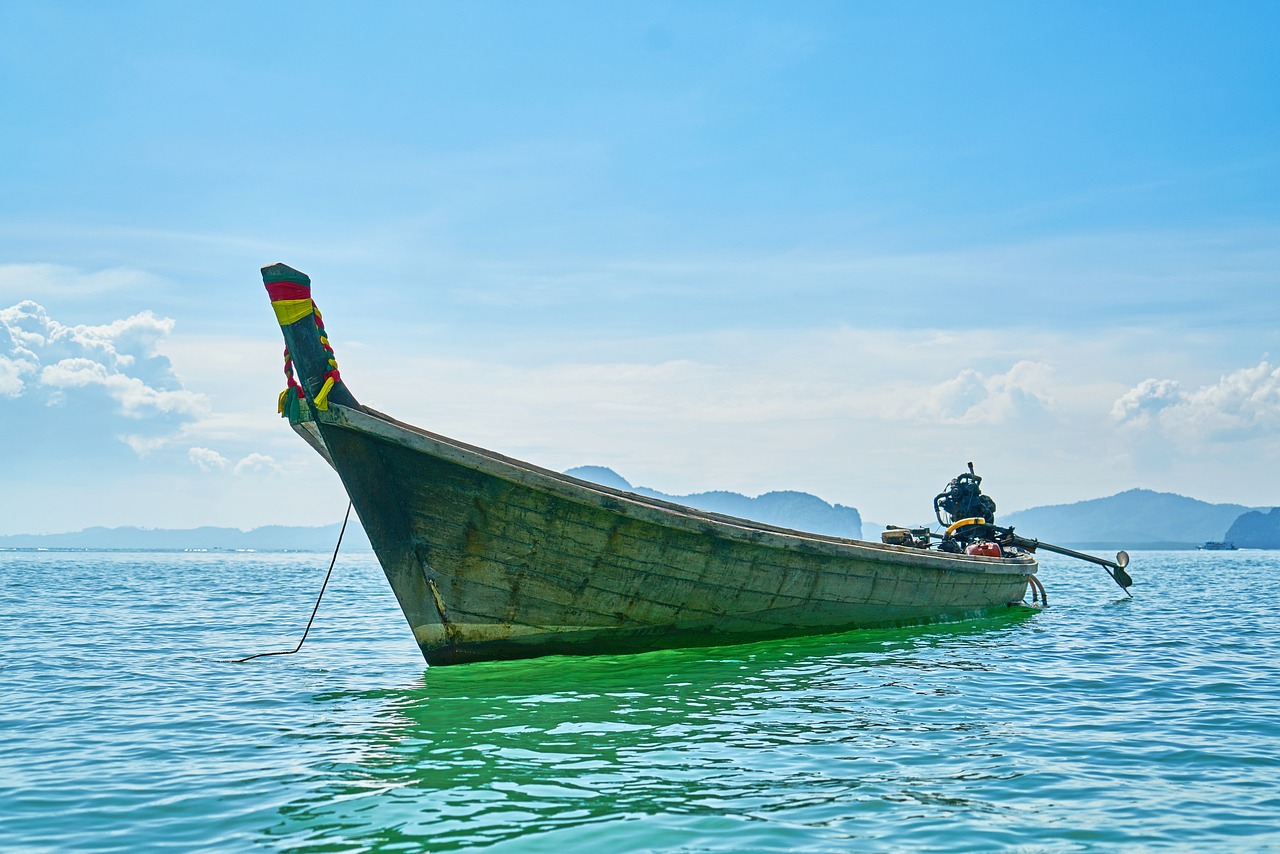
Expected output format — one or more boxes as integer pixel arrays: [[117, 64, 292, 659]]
[[262, 263, 1038, 665]]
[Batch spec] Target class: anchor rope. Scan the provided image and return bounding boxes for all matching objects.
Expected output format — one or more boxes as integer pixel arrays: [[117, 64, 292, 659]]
[[229, 501, 353, 664]]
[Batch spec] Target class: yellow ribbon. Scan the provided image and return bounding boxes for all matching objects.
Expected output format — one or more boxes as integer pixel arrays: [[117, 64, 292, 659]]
[[271, 298, 314, 326], [314, 376, 336, 411]]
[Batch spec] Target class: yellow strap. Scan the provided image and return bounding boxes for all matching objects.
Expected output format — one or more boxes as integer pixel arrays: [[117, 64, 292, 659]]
[[314, 376, 335, 410], [277, 389, 288, 414], [272, 298, 314, 326]]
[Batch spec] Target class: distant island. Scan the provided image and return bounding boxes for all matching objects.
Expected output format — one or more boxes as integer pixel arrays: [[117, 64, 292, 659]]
[[0, 523, 373, 552], [0, 468, 862, 550], [1224, 508, 1280, 549], [4, 478, 1275, 550], [564, 466, 863, 539], [1001, 489, 1264, 549]]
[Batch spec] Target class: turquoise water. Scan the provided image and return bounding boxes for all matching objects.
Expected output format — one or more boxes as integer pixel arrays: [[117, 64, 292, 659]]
[[2, 549, 1278, 852]]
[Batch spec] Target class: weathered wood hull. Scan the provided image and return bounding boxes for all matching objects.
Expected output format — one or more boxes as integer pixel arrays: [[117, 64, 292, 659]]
[[262, 262, 1036, 666], [309, 405, 1035, 665]]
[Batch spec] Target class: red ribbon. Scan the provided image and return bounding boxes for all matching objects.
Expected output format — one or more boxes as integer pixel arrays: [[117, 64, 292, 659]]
[[265, 281, 312, 302]]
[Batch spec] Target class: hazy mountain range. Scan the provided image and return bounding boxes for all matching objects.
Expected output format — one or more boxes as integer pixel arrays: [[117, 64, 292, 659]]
[[0, 523, 373, 552], [564, 466, 863, 539], [2, 473, 1275, 550], [1000, 489, 1262, 549]]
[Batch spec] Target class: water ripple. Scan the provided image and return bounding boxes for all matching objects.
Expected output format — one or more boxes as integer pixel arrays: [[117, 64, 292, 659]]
[[2, 550, 1279, 851]]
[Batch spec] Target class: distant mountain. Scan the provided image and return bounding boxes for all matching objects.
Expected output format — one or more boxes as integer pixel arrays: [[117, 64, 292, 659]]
[[16, 481, 1260, 552], [1001, 489, 1255, 548], [1224, 508, 1280, 549], [565, 465, 634, 491], [564, 466, 862, 539], [0, 522, 372, 551]]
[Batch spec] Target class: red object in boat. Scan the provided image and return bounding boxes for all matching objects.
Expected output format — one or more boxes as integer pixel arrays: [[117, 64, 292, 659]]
[[965, 541, 1003, 558]]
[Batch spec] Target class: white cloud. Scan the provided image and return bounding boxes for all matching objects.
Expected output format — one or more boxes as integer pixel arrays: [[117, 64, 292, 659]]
[[120, 434, 171, 456], [189, 447, 230, 472], [39, 357, 109, 387], [905, 361, 1054, 425], [0, 355, 28, 396], [1110, 378, 1183, 425], [1, 300, 177, 375], [233, 453, 282, 476], [1, 300, 208, 419], [1113, 361, 1280, 443], [40, 357, 207, 418]]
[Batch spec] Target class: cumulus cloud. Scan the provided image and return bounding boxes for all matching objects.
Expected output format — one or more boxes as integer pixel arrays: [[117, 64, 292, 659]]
[[1110, 378, 1183, 425], [0, 355, 27, 396], [40, 357, 205, 417], [0, 299, 209, 424], [1112, 361, 1280, 442], [906, 361, 1053, 425], [189, 447, 230, 472], [233, 453, 282, 476]]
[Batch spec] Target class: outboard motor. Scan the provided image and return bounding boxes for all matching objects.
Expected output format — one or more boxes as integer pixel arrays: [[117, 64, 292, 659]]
[[925, 463, 1134, 593], [934, 462, 998, 552]]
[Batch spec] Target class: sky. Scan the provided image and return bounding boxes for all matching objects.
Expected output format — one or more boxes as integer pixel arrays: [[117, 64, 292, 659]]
[[2, 1, 1278, 535]]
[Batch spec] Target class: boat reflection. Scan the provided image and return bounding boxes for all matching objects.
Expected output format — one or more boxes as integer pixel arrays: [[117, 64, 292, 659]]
[[263, 613, 1036, 851]]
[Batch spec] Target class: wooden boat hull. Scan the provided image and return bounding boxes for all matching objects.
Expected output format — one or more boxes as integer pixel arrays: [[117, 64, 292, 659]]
[[313, 404, 1034, 665], [263, 264, 1037, 666]]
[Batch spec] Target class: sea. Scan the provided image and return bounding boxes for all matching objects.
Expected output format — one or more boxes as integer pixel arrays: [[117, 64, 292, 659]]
[[2, 548, 1278, 852]]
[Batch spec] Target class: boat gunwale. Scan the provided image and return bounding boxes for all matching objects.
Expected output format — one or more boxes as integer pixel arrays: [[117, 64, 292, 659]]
[[320, 403, 1034, 577]]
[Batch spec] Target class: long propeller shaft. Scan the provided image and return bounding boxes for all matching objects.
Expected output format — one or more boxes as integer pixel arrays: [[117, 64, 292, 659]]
[[999, 530, 1133, 596]]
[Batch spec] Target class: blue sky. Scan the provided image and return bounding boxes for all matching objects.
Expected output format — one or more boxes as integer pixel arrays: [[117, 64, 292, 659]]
[[2, 1, 1278, 535]]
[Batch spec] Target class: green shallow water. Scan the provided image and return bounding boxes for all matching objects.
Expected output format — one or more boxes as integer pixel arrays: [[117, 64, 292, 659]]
[[2, 549, 1278, 851]]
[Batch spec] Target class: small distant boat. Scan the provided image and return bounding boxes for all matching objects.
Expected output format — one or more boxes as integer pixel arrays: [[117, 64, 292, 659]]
[[262, 264, 1037, 665], [1199, 541, 1238, 551]]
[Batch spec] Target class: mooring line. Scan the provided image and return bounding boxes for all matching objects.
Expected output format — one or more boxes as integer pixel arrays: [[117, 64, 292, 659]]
[[228, 502, 352, 664]]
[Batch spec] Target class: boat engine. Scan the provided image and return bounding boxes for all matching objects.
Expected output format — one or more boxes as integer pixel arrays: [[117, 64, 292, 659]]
[[934, 462, 998, 552]]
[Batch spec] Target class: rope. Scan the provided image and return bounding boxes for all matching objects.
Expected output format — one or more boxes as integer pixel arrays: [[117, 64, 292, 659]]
[[311, 305, 341, 410], [229, 502, 353, 664], [273, 300, 341, 415], [277, 347, 305, 417]]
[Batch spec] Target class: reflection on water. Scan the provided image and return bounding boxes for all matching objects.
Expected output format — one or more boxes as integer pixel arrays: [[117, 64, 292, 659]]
[[267, 617, 1049, 851]]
